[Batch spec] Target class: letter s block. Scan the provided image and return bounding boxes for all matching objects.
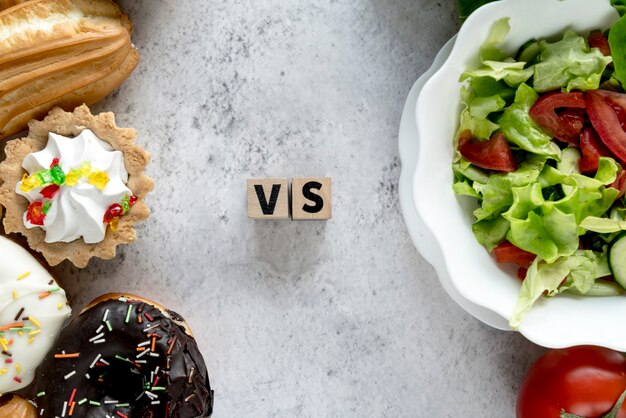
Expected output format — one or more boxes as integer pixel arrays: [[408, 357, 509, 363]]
[[292, 177, 332, 221], [247, 178, 290, 220]]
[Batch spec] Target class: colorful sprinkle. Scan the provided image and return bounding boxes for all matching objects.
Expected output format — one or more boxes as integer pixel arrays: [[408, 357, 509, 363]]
[[40, 184, 60, 199], [0, 323, 23, 331], [125, 305, 132, 324], [88, 170, 109, 190], [54, 353, 80, 359], [26, 201, 46, 225]]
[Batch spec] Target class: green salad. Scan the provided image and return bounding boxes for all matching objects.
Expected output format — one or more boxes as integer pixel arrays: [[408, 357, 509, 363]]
[[452, 9, 626, 328]]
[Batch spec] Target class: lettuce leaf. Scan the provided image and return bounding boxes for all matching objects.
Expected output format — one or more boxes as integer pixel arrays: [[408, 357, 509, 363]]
[[498, 83, 561, 157], [461, 60, 534, 87], [533, 31, 612, 93], [595, 157, 620, 185], [460, 19, 534, 87], [469, 77, 516, 102], [472, 154, 548, 221], [457, 87, 506, 140], [453, 159, 489, 183], [580, 216, 626, 233], [509, 251, 610, 329], [503, 184, 579, 262], [479, 17, 510, 62], [472, 216, 510, 251], [501, 160, 618, 262], [609, 13, 626, 88], [452, 179, 482, 199]]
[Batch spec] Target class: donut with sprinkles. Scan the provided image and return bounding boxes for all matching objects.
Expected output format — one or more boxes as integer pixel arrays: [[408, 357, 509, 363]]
[[0, 235, 71, 413], [31, 294, 213, 417]]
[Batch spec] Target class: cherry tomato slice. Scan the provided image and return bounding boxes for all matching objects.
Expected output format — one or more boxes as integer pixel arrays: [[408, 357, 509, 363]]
[[586, 90, 626, 165], [579, 127, 612, 174], [611, 169, 626, 199], [492, 240, 536, 269], [559, 108, 587, 146], [588, 31, 611, 56], [611, 102, 626, 130], [458, 130, 517, 172], [529, 91, 586, 144]]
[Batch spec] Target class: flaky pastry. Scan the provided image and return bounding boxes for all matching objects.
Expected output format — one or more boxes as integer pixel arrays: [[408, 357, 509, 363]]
[[0, 396, 36, 418], [0, 0, 139, 139]]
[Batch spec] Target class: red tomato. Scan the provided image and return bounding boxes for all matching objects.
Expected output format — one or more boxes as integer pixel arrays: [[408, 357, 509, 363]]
[[458, 130, 517, 172], [529, 92, 586, 144], [517, 346, 626, 418], [586, 90, 626, 165], [589, 31, 611, 56], [560, 108, 587, 145], [610, 101, 626, 130], [579, 127, 613, 174], [611, 169, 626, 199], [492, 240, 536, 269]]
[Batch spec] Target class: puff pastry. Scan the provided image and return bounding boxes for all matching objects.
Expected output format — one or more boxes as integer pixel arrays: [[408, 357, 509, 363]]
[[0, 0, 139, 140], [0, 396, 36, 418], [0, 0, 28, 10]]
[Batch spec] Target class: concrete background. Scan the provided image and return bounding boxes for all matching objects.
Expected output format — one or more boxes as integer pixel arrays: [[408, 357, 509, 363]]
[[51, 1, 546, 416]]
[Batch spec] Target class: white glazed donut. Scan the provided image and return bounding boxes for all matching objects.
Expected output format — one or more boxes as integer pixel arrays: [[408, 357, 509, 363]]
[[0, 236, 71, 393]]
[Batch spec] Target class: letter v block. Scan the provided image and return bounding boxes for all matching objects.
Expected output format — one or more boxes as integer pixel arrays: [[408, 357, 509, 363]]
[[247, 178, 290, 220], [292, 177, 332, 221]]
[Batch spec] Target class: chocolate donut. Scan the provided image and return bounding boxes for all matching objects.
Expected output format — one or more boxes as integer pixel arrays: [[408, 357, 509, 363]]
[[32, 294, 213, 417]]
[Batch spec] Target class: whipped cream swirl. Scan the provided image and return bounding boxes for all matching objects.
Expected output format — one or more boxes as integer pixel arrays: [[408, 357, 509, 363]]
[[16, 129, 132, 244]]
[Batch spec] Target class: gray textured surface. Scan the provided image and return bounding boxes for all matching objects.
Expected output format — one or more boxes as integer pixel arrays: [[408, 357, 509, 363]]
[[48, 0, 546, 417]]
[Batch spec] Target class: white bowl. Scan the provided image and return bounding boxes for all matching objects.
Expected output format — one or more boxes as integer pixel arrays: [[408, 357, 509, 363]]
[[399, 37, 512, 330], [414, 0, 625, 348]]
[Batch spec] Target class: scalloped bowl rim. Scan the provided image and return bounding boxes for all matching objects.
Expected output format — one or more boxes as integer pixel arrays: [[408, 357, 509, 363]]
[[414, 0, 626, 348]]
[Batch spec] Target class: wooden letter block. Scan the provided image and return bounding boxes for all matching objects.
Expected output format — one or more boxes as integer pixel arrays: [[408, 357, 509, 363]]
[[247, 178, 290, 220], [291, 177, 332, 221]]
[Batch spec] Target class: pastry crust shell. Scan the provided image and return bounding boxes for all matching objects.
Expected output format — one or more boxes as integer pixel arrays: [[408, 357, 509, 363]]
[[0, 105, 154, 268]]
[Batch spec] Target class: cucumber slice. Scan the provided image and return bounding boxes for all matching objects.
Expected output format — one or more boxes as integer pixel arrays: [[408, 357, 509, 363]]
[[608, 232, 626, 289], [517, 39, 540, 64]]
